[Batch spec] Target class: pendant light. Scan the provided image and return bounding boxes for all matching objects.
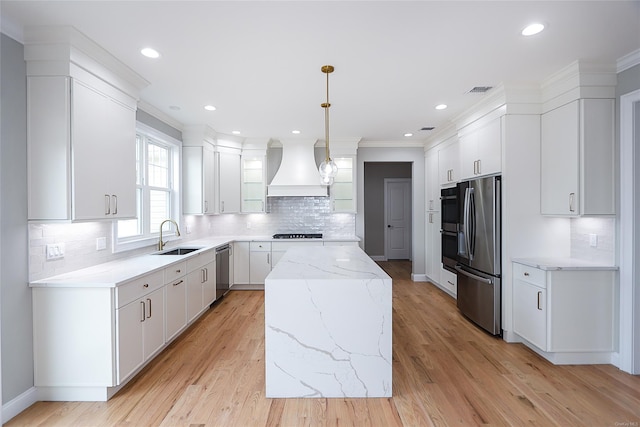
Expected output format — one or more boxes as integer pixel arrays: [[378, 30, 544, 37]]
[[319, 65, 338, 185]]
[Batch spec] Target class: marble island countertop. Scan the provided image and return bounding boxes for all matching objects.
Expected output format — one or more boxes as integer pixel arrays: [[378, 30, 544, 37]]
[[512, 257, 618, 271], [265, 245, 392, 398], [30, 235, 360, 288]]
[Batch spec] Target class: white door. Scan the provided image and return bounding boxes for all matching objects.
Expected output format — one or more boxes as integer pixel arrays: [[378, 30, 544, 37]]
[[385, 178, 411, 260]]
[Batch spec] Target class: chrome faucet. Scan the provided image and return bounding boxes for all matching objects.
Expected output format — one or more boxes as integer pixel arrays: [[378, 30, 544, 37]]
[[158, 219, 181, 251]]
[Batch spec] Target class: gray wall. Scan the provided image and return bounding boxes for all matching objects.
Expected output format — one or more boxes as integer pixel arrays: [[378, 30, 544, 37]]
[[1, 33, 32, 404], [356, 146, 426, 276], [363, 162, 412, 257]]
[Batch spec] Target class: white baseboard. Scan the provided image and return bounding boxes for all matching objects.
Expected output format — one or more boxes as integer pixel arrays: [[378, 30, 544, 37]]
[[370, 255, 386, 261], [2, 386, 38, 424], [412, 273, 428, 282]]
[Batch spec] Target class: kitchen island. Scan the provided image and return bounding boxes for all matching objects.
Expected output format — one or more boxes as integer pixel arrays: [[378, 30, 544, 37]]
[[265, 245, 392, 398]]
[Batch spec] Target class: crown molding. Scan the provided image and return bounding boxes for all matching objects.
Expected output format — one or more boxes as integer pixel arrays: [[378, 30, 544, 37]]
[[618, 49, 640, 73], [138, 101, 184, 131], [358, 140, 427, 149]]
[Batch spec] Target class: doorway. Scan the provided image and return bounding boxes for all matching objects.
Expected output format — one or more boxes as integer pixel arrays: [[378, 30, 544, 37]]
[[385, 178, 412, 260], [363, 162, 412, 261]]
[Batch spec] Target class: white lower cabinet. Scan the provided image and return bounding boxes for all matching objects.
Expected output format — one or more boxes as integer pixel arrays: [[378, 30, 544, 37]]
[[250, 242, 272, 285], [512, 262, 616, 362], [439, 267, 457, 297], [233, 241, 251, 285], [165, 275, 187, 342], [186, 249, 216, 322], [116, 274, 166, 383]]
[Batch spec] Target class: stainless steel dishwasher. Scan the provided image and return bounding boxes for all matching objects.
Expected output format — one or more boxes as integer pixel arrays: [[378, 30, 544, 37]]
[[215, 244, 230, 299]]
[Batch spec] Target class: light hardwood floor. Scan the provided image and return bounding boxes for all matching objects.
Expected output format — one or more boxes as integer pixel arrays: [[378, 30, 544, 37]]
[[7, 261, 640, 426]]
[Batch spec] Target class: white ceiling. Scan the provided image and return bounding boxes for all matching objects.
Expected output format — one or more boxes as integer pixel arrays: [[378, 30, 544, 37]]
[[2, 1, 639, 144]]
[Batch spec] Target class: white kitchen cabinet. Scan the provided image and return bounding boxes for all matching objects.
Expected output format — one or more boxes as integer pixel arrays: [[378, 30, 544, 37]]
[[541, 99, 615, 216], [27, 76, 137, 221], [459, 117, 502, 180], [250, 241, 272, 285], [438, 138, 459, 186], [439, 266, 457, 297], [218, 152, 242, 214], [425, 148, 440, 212], [233, 242, 251, 285], [165, 274, 187, 342], [117, 276, 165, 383], [186, 249, 216, 322], [512, 262, 616, 361], [183, 144, 216, 214], [331, 156, 356, 212], [425, 211, 442, 286], [241, 156, 266, 213]]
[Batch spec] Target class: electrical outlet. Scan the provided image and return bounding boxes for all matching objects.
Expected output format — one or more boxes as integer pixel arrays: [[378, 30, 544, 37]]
[[589, 234, 598, 247], [46, 243, 65, 260], [96, 237, 107, 251], [185, 225, 191, 234], [247, 222, 252, 229]]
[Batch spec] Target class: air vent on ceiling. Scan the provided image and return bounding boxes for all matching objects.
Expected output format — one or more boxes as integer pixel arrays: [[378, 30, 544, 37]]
[[421, 127, 435, 131], [468, 86, 493, 93]]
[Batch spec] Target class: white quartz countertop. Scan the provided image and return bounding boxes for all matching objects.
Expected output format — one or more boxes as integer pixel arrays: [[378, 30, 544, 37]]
[[30, 235, 360, 288], [268, 246, 390, 281], [512, 257, 619, 271]]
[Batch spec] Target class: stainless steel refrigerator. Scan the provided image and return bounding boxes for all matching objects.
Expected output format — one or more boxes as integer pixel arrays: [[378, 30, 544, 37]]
[[456, 175, 501, 335]]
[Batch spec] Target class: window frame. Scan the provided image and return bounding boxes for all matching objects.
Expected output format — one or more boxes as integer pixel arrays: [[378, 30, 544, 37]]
[[113, 122, 182, 253]]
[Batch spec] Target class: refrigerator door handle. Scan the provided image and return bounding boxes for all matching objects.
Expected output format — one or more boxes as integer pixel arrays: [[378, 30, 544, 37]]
[[463, 187, 475, 261], [455, 265, 492, 285]]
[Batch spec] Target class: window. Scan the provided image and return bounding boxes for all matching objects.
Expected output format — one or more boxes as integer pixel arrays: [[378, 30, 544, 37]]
[[114, 123, 181, 251]]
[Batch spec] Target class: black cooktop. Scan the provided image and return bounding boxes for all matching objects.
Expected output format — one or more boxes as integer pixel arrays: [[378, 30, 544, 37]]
[[272, 233, 323, 239]]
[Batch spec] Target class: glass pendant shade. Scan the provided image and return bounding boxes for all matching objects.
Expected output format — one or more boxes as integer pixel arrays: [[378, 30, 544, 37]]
[[319, 158, 338, 179], [319, 64, 338, 186]]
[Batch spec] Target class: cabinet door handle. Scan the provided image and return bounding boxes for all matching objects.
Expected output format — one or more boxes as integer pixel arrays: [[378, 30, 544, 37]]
[[202, 268, 206, 283], [173, 279, 184, 287], [524, 272, 529, 277], [428, 212, 433, 223], [143, 283, 149, 288], [267, 253, 270, 264], [146, 298, 152, 318], [569, 193, 576, 212], [205, 200, 208, 213], [176, 269, 181, 274], [221, 201, 225, 212], [537, 291, 542, 310], [105, 195, 111, 215], [140, 301, 145, 322], [112, 194, 118, 215]]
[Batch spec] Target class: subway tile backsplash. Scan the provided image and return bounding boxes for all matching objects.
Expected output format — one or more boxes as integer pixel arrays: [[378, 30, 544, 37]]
[[29, 196, 356, 281], [570, 217, 615, 265]]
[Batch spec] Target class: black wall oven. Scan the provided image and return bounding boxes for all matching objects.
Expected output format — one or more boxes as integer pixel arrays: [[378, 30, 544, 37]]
[[440, 186, 458, 273]]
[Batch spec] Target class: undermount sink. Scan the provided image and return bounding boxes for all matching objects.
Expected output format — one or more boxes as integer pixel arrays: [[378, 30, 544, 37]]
[[154, 247, 201, 256]]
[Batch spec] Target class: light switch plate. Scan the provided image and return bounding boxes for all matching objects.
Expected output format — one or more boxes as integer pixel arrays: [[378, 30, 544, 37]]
[[96, 237, 107, 251], [589, 233, 598, 247], [46, 243, 65, 260]]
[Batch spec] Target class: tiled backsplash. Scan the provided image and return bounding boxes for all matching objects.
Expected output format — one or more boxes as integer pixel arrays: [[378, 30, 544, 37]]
[[29, 196, 356, 281], [570, 217, 615, 265]]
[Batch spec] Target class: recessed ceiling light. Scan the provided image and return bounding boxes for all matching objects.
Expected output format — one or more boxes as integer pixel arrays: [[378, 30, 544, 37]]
[[232, 130, 241, 135], [435, 104, 447, 110], [292, 130, 301, 134], [204, 105, 216, 111], [404, 133, 413, 137], [522, 23, 545, 36], [140, 47, 160, 58]]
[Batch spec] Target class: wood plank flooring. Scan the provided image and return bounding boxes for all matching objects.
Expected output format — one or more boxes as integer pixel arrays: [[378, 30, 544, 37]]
[[7, 260, 640, 426]]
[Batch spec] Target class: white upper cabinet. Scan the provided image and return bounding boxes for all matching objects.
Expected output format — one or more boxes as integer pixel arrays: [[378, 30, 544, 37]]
[[28, 76, 137, 221], [218, 151, 242, 214], [425, 147, 440, 211], [541, 99, 615, 216], [331, 156, 356, 212], [25, 26, 147, 222], [438, 138, 459, 186], [182, 126, 217, 215], [458, 116, 502, 180]]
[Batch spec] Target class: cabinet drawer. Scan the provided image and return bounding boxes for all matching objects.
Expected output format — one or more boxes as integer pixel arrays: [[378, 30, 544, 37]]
[[250, 242, 271, 252], [117, 270, 164, 308], [186, 249, 215, 272], [164, 261, 187, 284], [513, 263, 546, 288]]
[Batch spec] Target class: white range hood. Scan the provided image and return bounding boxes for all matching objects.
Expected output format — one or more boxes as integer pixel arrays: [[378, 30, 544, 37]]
[[267, 139, 328, 197]]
